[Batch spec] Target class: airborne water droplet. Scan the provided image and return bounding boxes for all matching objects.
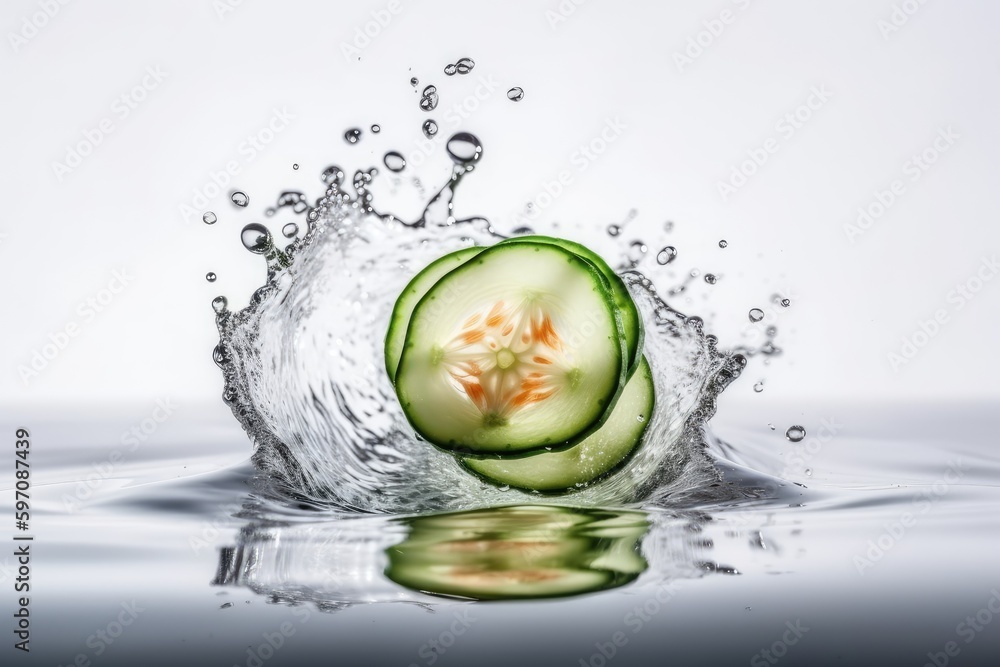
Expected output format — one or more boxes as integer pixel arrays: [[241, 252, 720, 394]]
[[212, 296, 228, 314], [507, 87, 524, 101], [202, 211, 217, 225], [748, 308, 765, 323], [443, 63, 457, 76], [282, 223, 298, 238], [383, 151, 406, 172], [419, 85, 439, 111], [719, 239, 728, 248], [455, 57, 475, 74], [241, 223, 272, 254], [768, 423, 776, 431], [704, 274, 718, 284], [344, 128, 362, 144], [607, 224, 621, 237], [230, 191, 249, 207], [410, 77, 418, 87], [445, 132, 482, 165], [206, 272, 217, 283], [656, 246, 677, 265], [422, 120, 438, 138], [785, 425, 806, 442], [321, 165, 344, 185], [781, 298, 791, 307], [753, 381, 764, 393], [370, 124, 381, 133], [292, 163, 299, 170]]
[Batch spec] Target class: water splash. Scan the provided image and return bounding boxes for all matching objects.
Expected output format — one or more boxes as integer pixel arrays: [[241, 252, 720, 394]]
[[213, 133, 745, 513]]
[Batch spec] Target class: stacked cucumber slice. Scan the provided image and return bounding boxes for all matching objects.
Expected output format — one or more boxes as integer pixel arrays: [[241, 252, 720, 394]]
[[386, 236, 653, 493]]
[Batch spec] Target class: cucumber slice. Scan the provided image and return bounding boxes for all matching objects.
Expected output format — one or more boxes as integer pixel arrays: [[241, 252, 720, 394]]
[[462, 356, 654, 492], [497, 235, 643, 378], [384, 505, 648, 600], [385, 246, 483, 383], [395, 242, 627, 455]]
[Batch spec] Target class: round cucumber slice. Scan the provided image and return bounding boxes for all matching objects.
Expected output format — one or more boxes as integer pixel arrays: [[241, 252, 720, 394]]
[[385, 246, 483, 383], [462, 356, 654, 492], [496, 235, 643, 378], [395, 241, 627, 455]]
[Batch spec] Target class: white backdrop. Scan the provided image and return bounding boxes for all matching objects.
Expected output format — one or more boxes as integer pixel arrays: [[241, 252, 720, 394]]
[[3, 0, 999, 414]]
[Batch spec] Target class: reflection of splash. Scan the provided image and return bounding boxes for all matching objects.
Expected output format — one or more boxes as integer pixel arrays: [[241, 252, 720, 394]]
[[214, 143, 744, 512], [384, 505, 648, 601], [211, 502, 762, 610]]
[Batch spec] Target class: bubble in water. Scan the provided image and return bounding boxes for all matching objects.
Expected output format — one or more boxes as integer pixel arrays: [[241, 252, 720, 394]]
[[455, 57, 474, 74], [444, 63, 457, 76], [370, 124, 381, 133], [206, 272, 217, 283], [507, 87, 524, 101], [785, 425, 806, 442], [719, 240, 728, 248], [321, 165, 344, 185], [445, 132, 482, 165], [704, 274, 718, 284], [419, 85, 439, 111], [292, 163, 299, 170], [748, 308, 764, 323], [753, 380, 764, 393], [410, 77, 418, 87], [656, 246, 678, 265], [241, 223, 273, 254], [231, 191, 249, 208], [421, 120, 438, 138], [383, 151, 406, 172], [212, 296, 228, 314], [781, 298, 791, 307], [282, 223, 299, 238], [202, 211, 217, 225], [344, 128, 362, 144]]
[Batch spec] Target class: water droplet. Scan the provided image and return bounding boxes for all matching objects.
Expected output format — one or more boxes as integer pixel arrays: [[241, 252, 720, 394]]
[[455, 57, 475, 74], [766, 326, 777, 338], [607, 224, 621, 237], [230, 191, 249, 207], [507, 87, 524, 101], [321, 165, 344, 185], [719, 239, 728, 248], [220, 602, 234, 609], [768, 423, 775, 431], [664, 220, 674, 232], [781, 298, 791, 307], [212, 296, 228, 314], [443, 63, 457, 76], [629, 240, 647, 255], [282, 223, 298, 238], [419, 85, 439, 111], [383, 151, 406, 172], [805, 468, 813, 476], [370, 124, 380, 133], [202, 211, 217, 225], [745, 606, 752, 611], [205, 272, 217, 283], [785, 425, 806, 442], [498, 484, 510, 492], [637, 415, 645, 423], [656, 246, 678, 265], [344, 128, 362, 144], [410, 77, 418, 87], [445, 132, 482, 165], [241, 223, 272, 254], [292, 163, 299, 170], [422, 119, 438, 138], [748, 308, 764, 323], [704, 273, 718, 284], [753, 380, 764, 393]]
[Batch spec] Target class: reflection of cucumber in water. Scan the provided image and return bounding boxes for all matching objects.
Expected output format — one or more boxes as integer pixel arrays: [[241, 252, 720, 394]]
[[384, 505, 649, 600], [385, 237, 652, 491]]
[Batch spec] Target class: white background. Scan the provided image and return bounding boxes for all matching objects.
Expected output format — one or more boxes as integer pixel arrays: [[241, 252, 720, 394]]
[[3, 0, 999, 422]]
